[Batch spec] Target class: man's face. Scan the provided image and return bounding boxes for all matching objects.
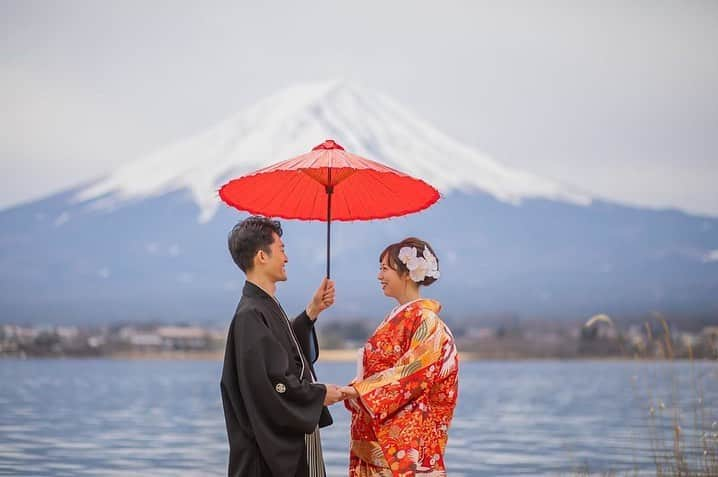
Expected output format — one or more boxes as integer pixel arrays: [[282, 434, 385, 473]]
[[263, 232, 288, 282]]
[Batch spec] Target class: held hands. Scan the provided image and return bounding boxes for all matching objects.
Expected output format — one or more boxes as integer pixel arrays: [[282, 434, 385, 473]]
[[322, 384, 345, 406], [306, 277, 336, 320], [322, 384, 359, 406], [339, 385, 358, 399]]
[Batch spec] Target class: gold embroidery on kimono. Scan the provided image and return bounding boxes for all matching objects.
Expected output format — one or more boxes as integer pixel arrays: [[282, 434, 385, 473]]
[[345, 299, 459, 477]]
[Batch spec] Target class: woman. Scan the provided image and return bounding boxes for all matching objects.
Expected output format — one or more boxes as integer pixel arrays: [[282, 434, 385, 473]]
[[342, 237, 459, 477]]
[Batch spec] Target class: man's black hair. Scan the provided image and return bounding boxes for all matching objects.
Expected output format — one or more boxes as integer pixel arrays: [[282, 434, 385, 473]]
[[228, 216, 283, 273]]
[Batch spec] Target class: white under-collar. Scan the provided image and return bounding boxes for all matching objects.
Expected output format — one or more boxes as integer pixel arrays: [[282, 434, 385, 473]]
[[385, 297, 423, 324], [389, 297, 423, 317]]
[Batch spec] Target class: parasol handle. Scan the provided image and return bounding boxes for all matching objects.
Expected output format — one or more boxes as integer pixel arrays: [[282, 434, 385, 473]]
[[326, 185, 333, 279]]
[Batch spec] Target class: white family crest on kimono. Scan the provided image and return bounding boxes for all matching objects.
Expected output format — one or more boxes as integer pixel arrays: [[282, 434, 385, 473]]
[[398, 246, 440, 282]]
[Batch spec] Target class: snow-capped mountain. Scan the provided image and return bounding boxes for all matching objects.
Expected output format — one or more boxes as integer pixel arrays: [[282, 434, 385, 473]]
[[73, 80, 590, 223], [1, 81, 716, 324]]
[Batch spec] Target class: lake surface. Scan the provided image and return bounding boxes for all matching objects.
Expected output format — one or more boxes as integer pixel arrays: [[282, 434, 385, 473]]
[[0, 359, 716, 476]]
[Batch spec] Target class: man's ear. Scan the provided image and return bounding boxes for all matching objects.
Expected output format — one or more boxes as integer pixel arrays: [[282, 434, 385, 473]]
[[254, 249, 266, 267]]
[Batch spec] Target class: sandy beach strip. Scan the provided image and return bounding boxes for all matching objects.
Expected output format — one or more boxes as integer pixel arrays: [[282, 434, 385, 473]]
[[109, 349, 482, 362]]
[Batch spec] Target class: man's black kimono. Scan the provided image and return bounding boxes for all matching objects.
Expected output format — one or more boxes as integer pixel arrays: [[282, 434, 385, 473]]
[[221, 281, 333, 477]]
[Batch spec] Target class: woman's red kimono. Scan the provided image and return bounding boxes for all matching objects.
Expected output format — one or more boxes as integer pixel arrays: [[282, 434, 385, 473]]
[[345, 298, 459, 476]]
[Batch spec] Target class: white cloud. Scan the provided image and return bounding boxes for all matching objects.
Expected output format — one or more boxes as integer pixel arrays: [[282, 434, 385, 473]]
[[702, 250, 718, 263]]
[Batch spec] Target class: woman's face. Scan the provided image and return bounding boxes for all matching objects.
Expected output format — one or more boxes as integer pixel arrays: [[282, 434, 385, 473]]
[[377, 254, 409, 299]]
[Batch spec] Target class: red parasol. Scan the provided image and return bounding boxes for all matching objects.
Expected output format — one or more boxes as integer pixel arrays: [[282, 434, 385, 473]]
[[219, 139, 439, 277]]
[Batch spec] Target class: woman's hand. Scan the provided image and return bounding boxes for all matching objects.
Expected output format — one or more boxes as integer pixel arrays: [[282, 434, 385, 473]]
[[323, 384, 346, 406], [339, 385, 359, 400]]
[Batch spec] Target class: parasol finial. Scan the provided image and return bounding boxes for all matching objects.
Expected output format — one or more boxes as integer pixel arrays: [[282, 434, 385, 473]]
[[312, 139, 345, 151]]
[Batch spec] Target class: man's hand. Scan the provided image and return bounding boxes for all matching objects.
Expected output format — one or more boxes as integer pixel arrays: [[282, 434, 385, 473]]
[[306, 277, 335, 320], [322, 383, 345, 406], [339, 385, 359, 400]]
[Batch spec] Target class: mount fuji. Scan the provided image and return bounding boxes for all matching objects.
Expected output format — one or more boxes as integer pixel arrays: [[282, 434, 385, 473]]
[[2, 80, 716, 324]]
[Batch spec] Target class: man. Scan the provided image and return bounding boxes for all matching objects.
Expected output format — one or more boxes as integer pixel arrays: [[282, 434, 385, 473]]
[[220, 216, 344, 477]]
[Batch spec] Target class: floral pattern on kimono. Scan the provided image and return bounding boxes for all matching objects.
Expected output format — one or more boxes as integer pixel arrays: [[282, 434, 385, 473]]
[[345, 299, 459, 477]]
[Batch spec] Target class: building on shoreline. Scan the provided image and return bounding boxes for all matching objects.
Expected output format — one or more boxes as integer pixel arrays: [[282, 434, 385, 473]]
[[2, 317, 715, 360]]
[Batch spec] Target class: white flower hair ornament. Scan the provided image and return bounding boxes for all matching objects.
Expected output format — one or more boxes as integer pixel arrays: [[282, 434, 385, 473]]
[[398, 246, 440, 283]]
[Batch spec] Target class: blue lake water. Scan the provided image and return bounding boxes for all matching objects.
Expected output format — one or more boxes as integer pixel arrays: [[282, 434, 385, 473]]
[[0, 359, 716, 476]]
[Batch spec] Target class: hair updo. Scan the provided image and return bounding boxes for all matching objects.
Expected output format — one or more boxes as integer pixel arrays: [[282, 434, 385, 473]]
[[379, 237, 439, 287]]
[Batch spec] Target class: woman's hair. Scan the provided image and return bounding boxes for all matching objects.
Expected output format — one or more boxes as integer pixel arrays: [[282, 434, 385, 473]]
[[379, 237, 439, 287], [228, 216, 282, 272]]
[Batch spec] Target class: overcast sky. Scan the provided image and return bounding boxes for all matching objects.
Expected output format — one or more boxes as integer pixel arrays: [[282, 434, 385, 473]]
[[2, 1, 717, 216]]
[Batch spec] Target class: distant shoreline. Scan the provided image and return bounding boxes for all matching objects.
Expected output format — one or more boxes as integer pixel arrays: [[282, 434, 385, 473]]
[[2, 350, 712, 362]]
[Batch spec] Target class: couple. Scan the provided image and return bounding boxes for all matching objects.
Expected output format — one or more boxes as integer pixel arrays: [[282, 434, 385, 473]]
[[220, 216, 459, 477]]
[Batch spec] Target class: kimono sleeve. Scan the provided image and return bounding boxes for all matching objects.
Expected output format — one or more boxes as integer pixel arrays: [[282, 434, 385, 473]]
[[353, 309, 447, 423], [291, 310, 319, 364], [292, 310, 335, 429], [234, 308, 326, 437]]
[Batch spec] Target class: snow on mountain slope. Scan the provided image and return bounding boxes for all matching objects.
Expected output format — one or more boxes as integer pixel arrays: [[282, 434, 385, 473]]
[[74, 80, 591, 223]]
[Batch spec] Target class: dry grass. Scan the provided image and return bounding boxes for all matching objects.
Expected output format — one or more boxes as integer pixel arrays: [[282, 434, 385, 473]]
[[639, 318, 716, 476], [574, 316, 717, 476]]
